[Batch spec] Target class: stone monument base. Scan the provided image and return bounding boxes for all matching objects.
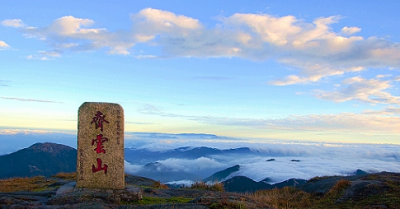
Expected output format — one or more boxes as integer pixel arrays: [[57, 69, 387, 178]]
[[49, 182, 142, 205]]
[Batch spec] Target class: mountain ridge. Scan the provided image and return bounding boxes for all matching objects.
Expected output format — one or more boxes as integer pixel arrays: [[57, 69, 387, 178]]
[[0, 142, 76, 179]]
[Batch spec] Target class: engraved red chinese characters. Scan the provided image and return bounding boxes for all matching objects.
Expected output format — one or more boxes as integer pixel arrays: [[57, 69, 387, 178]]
[[92, 158, 108, 174], [91, 111, 109, 132], [92, 134, 108, 154], [91, 111, 108, 174]]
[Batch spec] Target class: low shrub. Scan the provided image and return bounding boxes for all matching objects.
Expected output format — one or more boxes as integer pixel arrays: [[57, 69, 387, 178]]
[[152, 180, 169, 189], [190, 181, 224, 191], [252, 187, 313, 208], [327, 179, 351, 196]]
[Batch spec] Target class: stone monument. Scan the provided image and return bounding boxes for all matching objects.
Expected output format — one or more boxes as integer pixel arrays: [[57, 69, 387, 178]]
[[76, 102, 125, 189]]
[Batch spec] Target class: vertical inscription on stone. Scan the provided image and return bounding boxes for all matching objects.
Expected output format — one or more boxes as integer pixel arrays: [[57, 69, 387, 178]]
[[76, 102, 125, 189]]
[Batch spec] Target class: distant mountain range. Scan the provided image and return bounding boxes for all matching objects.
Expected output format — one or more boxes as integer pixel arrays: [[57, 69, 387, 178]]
[[202, 164, 308, 193], [203, 164, 241, 182], [125, 146, 256, 164], [1, 142, 372, 194], [0, 143, 76, 178]]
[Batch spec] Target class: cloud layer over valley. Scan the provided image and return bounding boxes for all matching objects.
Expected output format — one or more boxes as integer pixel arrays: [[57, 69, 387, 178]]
[[122, 133, 400, 184], [1, 130, 399, 184]]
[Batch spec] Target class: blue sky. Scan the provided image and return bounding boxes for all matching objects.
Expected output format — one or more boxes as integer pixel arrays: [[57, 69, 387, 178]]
[[1, 0, 400, 144]]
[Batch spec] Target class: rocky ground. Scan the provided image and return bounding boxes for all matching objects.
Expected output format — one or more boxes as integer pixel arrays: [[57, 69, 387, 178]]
[[0, 174, 269, 209], [1, 172, 400, 208]]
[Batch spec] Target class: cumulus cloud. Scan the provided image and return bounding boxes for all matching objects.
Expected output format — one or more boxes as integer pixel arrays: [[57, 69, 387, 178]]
[[132, 8, 202, 32], [5, 9, 400, 84], [1, 19, 25, 28], [341, 26, 361, 35], [16, 9, 204, 56], [0, 41, 10, 49]]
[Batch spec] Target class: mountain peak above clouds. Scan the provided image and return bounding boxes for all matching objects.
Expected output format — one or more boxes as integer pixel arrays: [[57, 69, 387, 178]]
[[203, 164, 240, 183], [29, 142, 75, 154], [0, 142, 76, 179]]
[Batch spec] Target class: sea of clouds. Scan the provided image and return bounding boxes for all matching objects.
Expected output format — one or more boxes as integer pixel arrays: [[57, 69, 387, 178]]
[[1, 130, 399, 185], [122, 133, 400, 184]]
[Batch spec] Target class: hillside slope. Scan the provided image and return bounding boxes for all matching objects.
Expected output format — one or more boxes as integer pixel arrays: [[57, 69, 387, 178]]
[[0, 143, 76, 178]]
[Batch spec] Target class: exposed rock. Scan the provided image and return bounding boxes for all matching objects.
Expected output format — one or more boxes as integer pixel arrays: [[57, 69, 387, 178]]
[[0, 174, 270, 209]]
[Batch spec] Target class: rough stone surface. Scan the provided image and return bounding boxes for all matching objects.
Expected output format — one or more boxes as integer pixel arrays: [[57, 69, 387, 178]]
[[47, 184, 142, 205], [0, 175, 271, 208], [77, 102, 124, 189]]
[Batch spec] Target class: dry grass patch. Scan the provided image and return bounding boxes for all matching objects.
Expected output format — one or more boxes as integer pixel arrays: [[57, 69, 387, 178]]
[[0, 176, 56, 192], [51, 172, 76, 180], [250, 179, 351, 208], [190, 181, 224, 191], [327, 179, 351, 196], [252, 187, 313, 209], [152, 181, 169, 189]]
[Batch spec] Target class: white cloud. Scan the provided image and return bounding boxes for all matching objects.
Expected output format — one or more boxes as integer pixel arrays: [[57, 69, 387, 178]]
[[156, 157, 224, 173], [1, 96, 62, 103], [0, 128, 74, 135], [165, 180, 194, 187], [0, 41, 10, 49], [25, 50, 61, 60], [193, 113, 400, 134], [363, 106, 400, 115], [23, 16, 133, 55], [341, 26, 361, 35], [315, 76, 400, 105], [269, 61, 365, 85], [133, 8, 202, 31], [27, 16, 100, 36], [134, 54, 157, 59], [235, 155, 400, 183], [135, 103, 400, 134], [376, 74, 390, 79], [124, 140, 400, 183], [39, 50, 61, 57], [7, 9, 400, 84], [1, 19, 25, 28], [124, 160, 142, 173], [225, 13, 302, 46]]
